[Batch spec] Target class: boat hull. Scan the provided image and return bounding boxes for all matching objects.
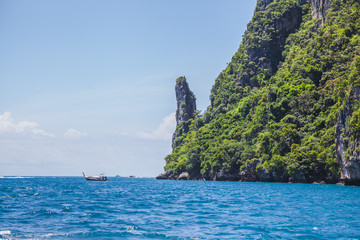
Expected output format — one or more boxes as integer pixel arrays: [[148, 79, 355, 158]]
[[82, 172, 108, 181], [84, 177, 107, 181]]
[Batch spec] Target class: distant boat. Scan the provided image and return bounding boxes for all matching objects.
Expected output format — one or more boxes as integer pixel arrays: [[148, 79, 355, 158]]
[[82, 172, 108, 181], [129, 175, 136, 178]]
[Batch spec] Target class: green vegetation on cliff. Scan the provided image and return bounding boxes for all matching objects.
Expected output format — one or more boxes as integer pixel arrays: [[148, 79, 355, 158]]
[[164, 0, 360, 182]]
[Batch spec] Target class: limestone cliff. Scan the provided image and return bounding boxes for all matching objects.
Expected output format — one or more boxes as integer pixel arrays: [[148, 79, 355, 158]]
[[257, 0, 272, 11], [237, 0, 303, 88], [336, 84, 360, 185], [210, 0, 305, 111], [172, 77, 196, 149], [159, 0, 360, 184], [310, 0, 331, 22]]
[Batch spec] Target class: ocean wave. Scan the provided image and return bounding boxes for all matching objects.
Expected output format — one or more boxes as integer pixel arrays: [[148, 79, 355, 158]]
[[0, 176, 34, 179], [0, 230, 11, 235]]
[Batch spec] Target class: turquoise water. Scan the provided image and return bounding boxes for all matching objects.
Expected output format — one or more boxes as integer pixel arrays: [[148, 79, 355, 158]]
[[1, 177, 360, 239]]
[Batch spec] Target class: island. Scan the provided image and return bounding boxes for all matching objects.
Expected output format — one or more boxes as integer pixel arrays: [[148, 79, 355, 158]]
[[157, 0, 360, 185]]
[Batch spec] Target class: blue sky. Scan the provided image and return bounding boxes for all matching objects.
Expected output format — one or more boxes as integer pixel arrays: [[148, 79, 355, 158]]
[[0, 0, 257, 177]]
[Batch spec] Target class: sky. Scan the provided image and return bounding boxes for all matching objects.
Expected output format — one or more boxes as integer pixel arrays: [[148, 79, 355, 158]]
[[0, 0, 257, 177]]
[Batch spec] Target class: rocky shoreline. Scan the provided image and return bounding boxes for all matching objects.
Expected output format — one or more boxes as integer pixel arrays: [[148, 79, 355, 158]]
[[156, 170, 359, 186]]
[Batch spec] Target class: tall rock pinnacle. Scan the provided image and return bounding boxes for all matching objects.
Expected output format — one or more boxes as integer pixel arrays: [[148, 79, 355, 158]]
[[335, 84, 360, 185], [175, 77, 196, 124], [172, 76, 196, 148]]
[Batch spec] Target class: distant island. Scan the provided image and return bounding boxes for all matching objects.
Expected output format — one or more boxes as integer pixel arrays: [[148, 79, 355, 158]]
[[157, 0, 360, 185]]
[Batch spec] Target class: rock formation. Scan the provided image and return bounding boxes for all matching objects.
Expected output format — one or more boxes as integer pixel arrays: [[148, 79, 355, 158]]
[[156, 170, 178, 180], [257, 0, 272, 11], [157, 77, 197, 180], [336, 85, 360, 185], [172, 76, 196, 149], [158, 0, 360, 185], [178, 172, 190, 180], [237, 0, 331, 89], [310, 0, 331, 22], [236, 0, 303, 88]]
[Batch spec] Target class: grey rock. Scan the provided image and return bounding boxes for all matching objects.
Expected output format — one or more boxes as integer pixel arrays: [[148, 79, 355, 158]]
[[310, 0, 331, 22], [240, 160, 261, 182], [271, 171, 289, 182], [257, 0, 273, 11], [335, 84, 360, 185], [155, 174, 167, 180], [239, 159, 291, 182], [213, 170, 240, 181], [236, 1, 303, 88], [172, 77, 197, 149], [156, 170, 177, 180], [174, 77, 196, 125], [289, 172, 307, 183], [178, 172, 190, 180]]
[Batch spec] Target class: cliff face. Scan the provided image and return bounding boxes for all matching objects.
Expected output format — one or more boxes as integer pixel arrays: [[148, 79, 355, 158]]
[[160, 0, 360, 184], [336, 84, 360, 185], [310, 0, 331, 21], [172, 77, 196, 149], [236, 0, 303, 88], [210, 0, 305, 112], [257, 0, 272, 11]]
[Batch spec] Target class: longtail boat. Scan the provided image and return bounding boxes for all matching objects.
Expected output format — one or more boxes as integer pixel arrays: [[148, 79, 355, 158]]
[[82, 172, 108, 181]]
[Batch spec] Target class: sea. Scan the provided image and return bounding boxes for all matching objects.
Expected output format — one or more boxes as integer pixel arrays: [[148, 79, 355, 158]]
[[1, 177, 360, 239]]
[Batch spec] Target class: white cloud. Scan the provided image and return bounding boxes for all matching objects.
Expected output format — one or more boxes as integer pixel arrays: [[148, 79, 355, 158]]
[[138, 112, 176, 140], [0, 112, 54, 137], [64, 128, 88, 139]]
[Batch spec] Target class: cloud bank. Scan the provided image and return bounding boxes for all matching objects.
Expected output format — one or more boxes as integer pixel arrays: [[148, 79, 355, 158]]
[[64, 128, 88, 139], [138, 112, 176, 140], [0, 112, 54, 137]]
